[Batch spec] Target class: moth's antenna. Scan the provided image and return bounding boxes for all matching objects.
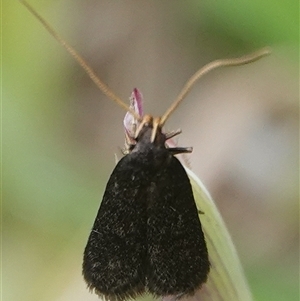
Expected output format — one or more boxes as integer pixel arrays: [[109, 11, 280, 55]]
[[160, 47, 271, 126], [20, 0, 141, 121]]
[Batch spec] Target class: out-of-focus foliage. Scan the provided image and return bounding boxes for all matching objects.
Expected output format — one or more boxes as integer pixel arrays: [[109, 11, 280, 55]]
[[3, 1, 298, 301], [187, 168, 253, 301]]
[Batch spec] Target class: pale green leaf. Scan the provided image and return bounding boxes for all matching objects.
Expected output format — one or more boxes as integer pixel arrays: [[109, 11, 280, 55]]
[[185, 167, 253, 301]]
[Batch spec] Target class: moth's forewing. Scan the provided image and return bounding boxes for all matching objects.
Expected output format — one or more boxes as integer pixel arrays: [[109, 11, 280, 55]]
[[83, 153, 148, 301], [147, 156, 209, 296]]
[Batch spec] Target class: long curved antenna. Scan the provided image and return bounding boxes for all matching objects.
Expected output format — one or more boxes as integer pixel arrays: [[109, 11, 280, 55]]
[[160, 47, 271, 126], [20, 0, 141, 121]]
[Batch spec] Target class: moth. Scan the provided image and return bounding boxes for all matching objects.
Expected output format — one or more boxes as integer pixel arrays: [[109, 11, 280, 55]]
[[20, 1, 271, 300], [83, 87, 210, 301]]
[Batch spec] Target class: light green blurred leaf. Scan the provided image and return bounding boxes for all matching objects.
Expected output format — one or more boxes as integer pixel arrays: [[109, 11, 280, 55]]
[[185, 167, 253, 301]]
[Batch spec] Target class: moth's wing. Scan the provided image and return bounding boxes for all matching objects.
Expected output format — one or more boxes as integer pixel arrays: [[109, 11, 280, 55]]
[[147, 156, 210, 297], [83, 154, 148, 301]]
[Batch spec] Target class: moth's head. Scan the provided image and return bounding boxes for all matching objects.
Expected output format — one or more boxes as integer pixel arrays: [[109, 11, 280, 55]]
[[123, 87, 172, 144], [123, 90, 166, 153], [135, 115, 163, 143], [123, 99, 193, 156]]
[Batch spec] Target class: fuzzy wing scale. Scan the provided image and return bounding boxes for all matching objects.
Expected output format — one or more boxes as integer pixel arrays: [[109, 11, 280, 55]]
[[146, 156, 210, 297], [83, 151, 209, 300], [83, 155, 150, 301]]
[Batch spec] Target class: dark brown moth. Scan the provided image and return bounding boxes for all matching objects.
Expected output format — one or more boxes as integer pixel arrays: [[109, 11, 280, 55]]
[[20, 1, 271, 300]]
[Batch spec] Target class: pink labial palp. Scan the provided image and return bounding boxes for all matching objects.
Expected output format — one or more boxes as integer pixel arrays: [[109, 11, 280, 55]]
[[123, 88, 143, 141]]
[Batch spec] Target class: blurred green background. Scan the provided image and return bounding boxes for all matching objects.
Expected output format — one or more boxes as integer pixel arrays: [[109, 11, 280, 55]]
[[3, 1, 299, 301]]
